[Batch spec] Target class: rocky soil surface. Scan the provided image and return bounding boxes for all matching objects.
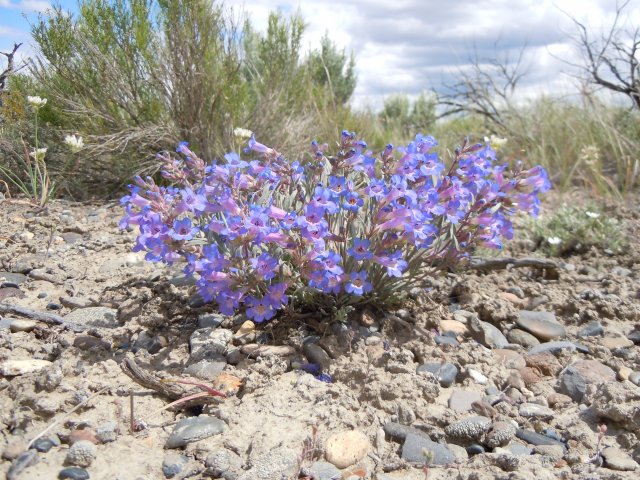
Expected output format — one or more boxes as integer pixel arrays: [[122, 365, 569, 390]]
[[1, 195, 640, 480]]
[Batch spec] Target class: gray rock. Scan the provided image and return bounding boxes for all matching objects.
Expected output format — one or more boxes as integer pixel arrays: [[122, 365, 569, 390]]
[[303, 343, 331, 370], [7, 450, 38, 480], [189, 328, 233, 363], [184, 358, 226, 381], [63, 307, 119, 329], [302, 461, 341, 480], [444, 416, 491, 441], [96, 421, 118, 443], [518, 403, 554, 419], [0, 272, 27, 285], [516, 310, 565, 341], [205, 448, 243, 478], [468, 317, 509, 349], [132, 330, 166, 354], [59, 297, 95, 310], [628, 330, 640, 345], [506, 443, 533, 456], [237, 447, 298, 480], [466, 444, 485, 455], [30, 437, 56, 453], [559, 360, 616, 402], [506, 329, 540, 348], [577, 321, 604, 338], [629, 371, 640, 387], [163, 453, 189, 478], [435, 335, 459, 347], [448, 389, 483, 412], [197, 313, 224, 328], [383, 422, 429, 441], [402, 433, 456, 465], [602, 447, 639, 471], [58, 467, 90, 480], [65, 440, 96, 467], [527, 341, 576, 355], [515, 429, 565, 449], [417, 362, 458, 387], [165, 416, 225, 449]]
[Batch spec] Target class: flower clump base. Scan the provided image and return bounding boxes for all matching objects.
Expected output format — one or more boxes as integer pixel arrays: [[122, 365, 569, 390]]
[[120, 132, 550, 323]]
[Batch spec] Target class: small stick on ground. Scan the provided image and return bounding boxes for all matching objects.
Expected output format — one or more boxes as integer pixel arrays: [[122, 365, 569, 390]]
[[469, 257, 559, 272], [130, 391, 135, 433], [0, 302, 84, 331]]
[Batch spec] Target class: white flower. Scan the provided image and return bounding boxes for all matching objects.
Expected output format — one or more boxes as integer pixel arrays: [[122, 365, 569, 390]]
[[585, 211, 600, 219], [64, 134, 84, 152], [547, 236, 562, 245], [233, 127, 253, 139], [29, 147, 48, 161], [484, 134, 507, 150], [27, 96, 47, 108]]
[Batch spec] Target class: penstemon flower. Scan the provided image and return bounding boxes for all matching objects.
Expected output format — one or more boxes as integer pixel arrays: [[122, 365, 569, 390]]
[[121, 131, 550, 322]]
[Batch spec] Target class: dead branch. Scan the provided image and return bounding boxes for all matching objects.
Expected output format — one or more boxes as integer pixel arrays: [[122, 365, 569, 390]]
[[0, 302, 85, 331], [120, 356, 220, 409], [560, 0, 640, 109], [0, 43, 24, 95], [469, 257, 559, 272]]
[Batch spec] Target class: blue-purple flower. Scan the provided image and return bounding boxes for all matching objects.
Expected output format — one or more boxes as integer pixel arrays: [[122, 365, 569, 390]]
[[344, 271, 372, 296]]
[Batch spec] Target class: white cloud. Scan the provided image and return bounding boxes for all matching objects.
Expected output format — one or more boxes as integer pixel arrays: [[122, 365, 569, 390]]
[[0, 0, 51, 12]]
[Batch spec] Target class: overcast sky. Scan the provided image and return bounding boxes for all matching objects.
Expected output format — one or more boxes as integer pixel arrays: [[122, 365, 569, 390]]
[[2, 0, 639, 109]]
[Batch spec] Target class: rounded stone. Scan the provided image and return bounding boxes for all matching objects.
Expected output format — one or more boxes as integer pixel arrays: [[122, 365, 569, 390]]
[[417, 362, 458, 387], [65, 440, 96, 467], [516, 310, 565, 341], [58, 467, 90, 480], [325, 430, 370, 469], [444, 416, 491, 441], [31, 437, 56, 453], [559, 360, 616, 402], [165, 416, 225, 449], [602, 447, 639, 471], [506, 329, 540, 348], [485, 421, 516, 448], [162, 453, 189, 478], [629, 371, 640, 387]]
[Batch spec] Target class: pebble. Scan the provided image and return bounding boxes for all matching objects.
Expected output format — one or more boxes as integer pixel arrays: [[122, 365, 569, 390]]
[[60, 297, 95, 309], [302, 461, 341, 480], [628, 330, 640, 345], [629, 371, 640, 387], [184, 359, 226, 381], [515, 429, 565, 449], [524, 352, 562, 376], [401, 433, 456, 465], [448, 389, 482, 412], [577, 321, 604, 338], [467, 369, 488, 384], [9, 319, 37, 333], [601, 447, 639, 471], [0, 272, 27, 285], [471, 400, 497, 418], [533, 444, 564, 460], [416, 362, 458, 387], [618, 365, 632, 381], [435, 335, 459, 347], [0, 359, 52, 376], [241, 344, 296, 357], [506, 442, 532, 456], [189, 328, 233, 362], [47, 302, 63, 310], [95, 422, 117, 443], [515, 310, 565, 340], [466, 443, 485, 455], [63, 307, 119, 329], [30, 437, 57, 453], [558, 359, 616, 402], [58, 467, 90, 480], [303, 343, 332, 370], [485, 421, 516, 448], [237, 447, 298, 480], [205, 448, 242, 478], [444, 415, 491, 441], [325, 430, 370, 468], [132, 330, 166, 354], [162, 453, 189, 478], [601, 336, 634, 349], [73, 336, 111, 351], [494, 349, 526, 369], [383, 422, 429, 441], [197, 313, 225, 328], [65, 440, 96, 467], [7, 450, 38, 480], [68, 429, 97, 445], [468, 317, 509, 349], [3, 439, 26, 460], [547, 392, 573, 407], [518, 403, 554, 419], [506, 329, 540, 348], [527, 341, 576, 355], [165, 416, 225, 449], [439, 319, 467, 335]]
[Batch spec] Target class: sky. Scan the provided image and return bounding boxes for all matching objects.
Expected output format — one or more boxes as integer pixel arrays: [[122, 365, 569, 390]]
[[2, 0, 639, 109]]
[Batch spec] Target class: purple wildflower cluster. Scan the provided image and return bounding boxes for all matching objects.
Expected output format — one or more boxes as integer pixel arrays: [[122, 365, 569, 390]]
[[120, 132, 550, 322]]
